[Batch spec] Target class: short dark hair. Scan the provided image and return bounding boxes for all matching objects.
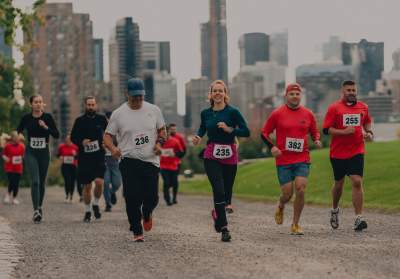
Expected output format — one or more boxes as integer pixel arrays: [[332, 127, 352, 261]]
[[85, 96, 97, 104], [342, 80, 356, 88], [105, 111, 112, 119], [169, 123, 177, 128]]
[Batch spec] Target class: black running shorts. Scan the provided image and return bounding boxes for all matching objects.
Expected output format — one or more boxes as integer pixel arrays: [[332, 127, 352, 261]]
[[329, 154, 364, 181], [77, 161, 107, 185]]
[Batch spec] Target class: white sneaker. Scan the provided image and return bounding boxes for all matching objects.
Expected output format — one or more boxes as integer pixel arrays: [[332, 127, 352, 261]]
[[4, 194, 10, 203], [70, 199, 74, 204], [64, 198, 69, 203], [13, 199, 19, 205]]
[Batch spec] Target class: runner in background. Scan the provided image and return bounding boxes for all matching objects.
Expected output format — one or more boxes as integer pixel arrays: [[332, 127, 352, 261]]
[[57, 133, 78, 203], [161, 127, 184, 206], [1, 131, 25, 205], [17, 94, 60, 222], [168, 123, 186, 204]]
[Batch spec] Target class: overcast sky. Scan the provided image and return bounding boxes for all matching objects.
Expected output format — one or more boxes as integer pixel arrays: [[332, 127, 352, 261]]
[[14, 0, 400, 115]]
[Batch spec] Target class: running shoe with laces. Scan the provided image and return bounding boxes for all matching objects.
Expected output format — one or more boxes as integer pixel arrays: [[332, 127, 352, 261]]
[[70, 198, 74, 204], [354, 216, 367, 231], [211, 209, 222, 233], [105, 204, 112, 212], [291, 223, 304, 235], [4, 194, 10, 203], [133, 234, 145, 242], [143, 213, 153, 231], [13, 198, 19, 205], [83, 211, 92, 222], [110, 192, 117, 205], [92, 205, 101, 219], [64, 197, 69, 203], [274, 202, 284, 225], [225, 205, 234, 214], [221, 228, 231, 242], [330, 208, 339, 229], [33, 212, 42, 222]]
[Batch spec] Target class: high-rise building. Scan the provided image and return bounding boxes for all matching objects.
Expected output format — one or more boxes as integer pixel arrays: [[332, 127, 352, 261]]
[[200, 0, 228, 84], [24, 3, 112, 151], [0, 26, 12, 57], [376, 71, 400, 116], [238, 33, 269, 68], [94, 39, 103, 81], [255, 61, 286, 97], [142, 41, 170, 74], [270, 28, 288, 66], [184, 77, 210, 133], [392, 48, 400, 71], [109, 17, 142, 106], [323, 36, 341, 61]]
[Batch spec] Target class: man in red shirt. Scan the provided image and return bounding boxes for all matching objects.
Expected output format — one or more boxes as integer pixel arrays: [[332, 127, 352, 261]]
[[261, 83, 322, 235], [169, 123, 187, 204], [323, 80, 372, 231]]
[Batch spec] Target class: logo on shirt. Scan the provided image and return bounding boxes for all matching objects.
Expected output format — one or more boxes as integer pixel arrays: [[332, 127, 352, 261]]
[[136, 133, 147, 137], [301, 119, 306, 125]]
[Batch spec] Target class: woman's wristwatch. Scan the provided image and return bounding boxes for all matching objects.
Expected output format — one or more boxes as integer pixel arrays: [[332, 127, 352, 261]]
[[228, 127, 234, 133]]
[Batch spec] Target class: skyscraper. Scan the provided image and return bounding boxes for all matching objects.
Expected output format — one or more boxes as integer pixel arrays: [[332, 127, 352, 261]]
[[392, 48, 400, 71], [238, 33, 269, 68], [184, 77, 210, 133], [94, 39, 103, 81], [270, 29, 288, 66], [142, 41, 170, 74], [200, 0, 228, 84], [323, 36, 341, 61], [0, 26, 12, 57], [109, 17, 142, 106]]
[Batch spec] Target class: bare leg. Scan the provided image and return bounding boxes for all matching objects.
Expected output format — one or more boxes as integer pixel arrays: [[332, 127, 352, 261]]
[[279, 181, 294, 209], [293, 177, 307, 224], [349, 175, 363, 215], [83, 183, 92, 205], [332, 177, 345, 209], [94, 178, 103, 199]]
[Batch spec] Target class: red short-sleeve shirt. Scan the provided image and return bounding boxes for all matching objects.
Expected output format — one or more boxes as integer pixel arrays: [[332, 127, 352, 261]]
[[2, 142, 25, 173], [57, 143, 79, 165], [160, 137, 183, 171]]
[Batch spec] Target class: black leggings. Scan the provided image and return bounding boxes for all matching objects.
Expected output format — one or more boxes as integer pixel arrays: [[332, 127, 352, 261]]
[[61, 164, 77, 196], [7, 172, 21, 197], [204, 159, 237, 229], [161, 169, 178, 203], [76, 173, 83, 197]]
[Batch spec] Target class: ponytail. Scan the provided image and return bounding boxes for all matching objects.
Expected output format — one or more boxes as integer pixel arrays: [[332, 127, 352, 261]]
[[0, 131, 18, 148]]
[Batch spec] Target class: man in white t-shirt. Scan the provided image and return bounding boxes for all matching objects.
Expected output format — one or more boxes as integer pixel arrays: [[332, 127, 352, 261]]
[[104, 78, 166, 242]]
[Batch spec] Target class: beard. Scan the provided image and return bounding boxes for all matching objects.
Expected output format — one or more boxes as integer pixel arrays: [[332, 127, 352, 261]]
[[86, 109, 96, 117], [170, 132, 176, 137]]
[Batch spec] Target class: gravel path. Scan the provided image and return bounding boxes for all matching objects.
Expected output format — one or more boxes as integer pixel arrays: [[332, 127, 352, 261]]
[[1, 187, 399, 279]]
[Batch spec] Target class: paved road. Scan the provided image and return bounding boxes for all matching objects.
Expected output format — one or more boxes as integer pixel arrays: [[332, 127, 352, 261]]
[[1, 187, 400, 279]]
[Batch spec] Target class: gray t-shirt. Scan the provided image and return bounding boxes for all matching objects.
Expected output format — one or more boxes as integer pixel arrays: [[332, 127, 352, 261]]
[[105, 102, 165, 167]]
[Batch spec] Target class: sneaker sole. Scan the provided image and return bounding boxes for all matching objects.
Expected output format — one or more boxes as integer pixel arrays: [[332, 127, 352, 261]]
[[33, 215, 42, 222], [330, 220, 339, 229], [133, 238, 145, 242], [354, 221, 368, 230], [291, 231, 304, 235], [221, 234, 231, 242]]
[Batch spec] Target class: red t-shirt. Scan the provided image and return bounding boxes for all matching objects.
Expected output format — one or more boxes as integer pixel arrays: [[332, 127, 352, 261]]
[[160, 137, 183, 171], [323, 98, 371, 159], [57, 143, 79, 165], [262, 105, 320, 166], [2, 142, 25, 173], [171, 133, 187, 164]]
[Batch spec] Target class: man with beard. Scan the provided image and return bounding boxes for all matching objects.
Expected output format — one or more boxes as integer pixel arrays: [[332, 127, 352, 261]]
[[71, 96, 108, 222], [323, 80, 372, 231]]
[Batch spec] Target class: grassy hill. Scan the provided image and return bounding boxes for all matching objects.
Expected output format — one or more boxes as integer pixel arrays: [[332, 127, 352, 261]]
[[178, 140, 400, 212]]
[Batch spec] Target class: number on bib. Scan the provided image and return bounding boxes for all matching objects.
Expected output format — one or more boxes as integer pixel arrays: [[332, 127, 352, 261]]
[[30, 138, 45, 149], [343, 114, 361, 127], [84, 140, 99, 153], [162, 148, 173, 157], [213, 145, 233, 159], [12, 156, 22, 164], [134, 133, 150, 149], [285, 138, 304, 152], [63, 156, 75, 164]]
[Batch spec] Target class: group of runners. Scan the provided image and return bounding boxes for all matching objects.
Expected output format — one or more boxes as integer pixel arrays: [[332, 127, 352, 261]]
[[2, 77, 372, 242]]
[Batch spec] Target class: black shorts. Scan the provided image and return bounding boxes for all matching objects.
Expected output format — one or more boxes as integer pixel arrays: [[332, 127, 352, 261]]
[[77, 161, 107, 185], [330, 154, 364, 181]]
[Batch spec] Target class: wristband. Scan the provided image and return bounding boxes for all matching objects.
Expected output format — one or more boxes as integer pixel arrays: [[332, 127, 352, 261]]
[[156, 137, 165, 147], [367, 131, 373, 135]]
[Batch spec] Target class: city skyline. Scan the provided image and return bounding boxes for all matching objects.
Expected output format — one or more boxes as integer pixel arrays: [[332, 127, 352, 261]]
[[12, 0, 400, 115]]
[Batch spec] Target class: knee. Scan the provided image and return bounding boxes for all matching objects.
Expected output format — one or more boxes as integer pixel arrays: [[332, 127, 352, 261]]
[[352, 179, 362, 190], [31, 180, 39, 188], [281, 192, 293, 201], [295, 189, 306, 199]]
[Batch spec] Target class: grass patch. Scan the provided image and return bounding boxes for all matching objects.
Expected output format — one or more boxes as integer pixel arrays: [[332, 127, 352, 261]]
[[178, 141, 400, 212]]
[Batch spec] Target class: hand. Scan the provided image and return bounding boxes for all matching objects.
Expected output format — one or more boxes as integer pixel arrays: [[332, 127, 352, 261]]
[[364, 132, 372, 142], [315, 140, 323, 149], [153, 142, 162, 156], [38, 120, 48, 130], [82, 139, 90, 146], [59, 156, 64, 161], [169, 152, 176, 158], [111, 147, 122, 159], [271, 146, 282, 158], [343, 125, 355, 135], [18, 134, 25, 142], [217, 122, 230, 133], [71, 150, 76, 156], [5, 157, 10, 163], [102, 141, 106, 149], [193, 135, 201, 146]]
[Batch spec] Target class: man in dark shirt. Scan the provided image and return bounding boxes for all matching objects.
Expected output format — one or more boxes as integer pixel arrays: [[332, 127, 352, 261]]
[[71, 96, 108, 222]]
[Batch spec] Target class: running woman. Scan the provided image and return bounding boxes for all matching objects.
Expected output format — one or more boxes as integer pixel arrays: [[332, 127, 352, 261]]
[[261, 83, 322, 235], [1, 131, 25, 204], [323, 80, 372, 231], [71, 96, 108, 222], [104, 78, 166, 242], [193, 79, 250, 242], [168, 123, 186, 204], [57, 133, 78, 203], [103, 111, 122, 212], [17, 94, 60, 222], [161, 127, 183, 206]]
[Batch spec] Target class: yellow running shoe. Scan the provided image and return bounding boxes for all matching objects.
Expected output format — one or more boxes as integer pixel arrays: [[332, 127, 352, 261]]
[[291, 223, 304, 235], [274, 202, 284, 225]]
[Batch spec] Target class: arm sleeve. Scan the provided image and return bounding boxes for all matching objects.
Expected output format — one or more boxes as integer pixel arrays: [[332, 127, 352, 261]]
[[261, 111, 276, 150], [363, 106, 372, 125], [308, 114, 320, 141], [176, 146, 187, 159], [174, 141, 184, 158], [46, 114, 60, 139], [17, 114, 27, 135], [231, 108, 250, 138], [196, 110, 207, 138], [71, 118, 83, 147], [105, 113, 118, 136], [323, 106, 336, 135]]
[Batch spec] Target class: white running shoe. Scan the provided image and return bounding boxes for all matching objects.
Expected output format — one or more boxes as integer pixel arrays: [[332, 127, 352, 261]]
[[64, 198, 69, 203], [13, 198, 19, 205], [4, 194, 10, 203], [70, 199, 74, 204]]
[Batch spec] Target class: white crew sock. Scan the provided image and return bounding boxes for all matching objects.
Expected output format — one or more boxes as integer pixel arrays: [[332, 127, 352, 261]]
[[85, 204, 91, 212], [331, 207, 339, 213], [356, 214, 362, 219], [93, 197, 100, 206]]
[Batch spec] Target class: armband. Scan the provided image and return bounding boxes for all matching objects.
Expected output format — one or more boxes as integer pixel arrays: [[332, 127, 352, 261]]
[[367, 131, 373, 135], [156, 137, 165, 147]]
